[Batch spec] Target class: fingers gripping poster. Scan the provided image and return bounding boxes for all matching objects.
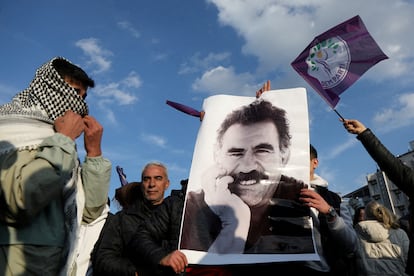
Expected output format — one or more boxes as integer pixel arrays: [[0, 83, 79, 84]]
[[179, 88, 319, 265]]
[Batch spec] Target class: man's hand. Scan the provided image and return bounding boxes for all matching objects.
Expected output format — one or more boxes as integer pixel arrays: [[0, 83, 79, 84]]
[[202, 166, 249, 219], [255, 80, 271, 98], [83, 115, 103, 157], [54, 110, 84, 141], [299, 187, 330, 215], [159, 250, 188, 275], [202, 166, 250, 253], [342, 119, 367, 135]]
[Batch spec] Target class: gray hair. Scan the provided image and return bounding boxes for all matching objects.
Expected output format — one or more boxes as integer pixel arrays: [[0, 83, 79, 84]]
[[141, 161, 169, 180]]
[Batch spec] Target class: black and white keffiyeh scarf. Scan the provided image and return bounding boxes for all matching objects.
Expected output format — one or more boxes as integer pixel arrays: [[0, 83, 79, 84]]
[[0, 56, 88, 123], [0, 56, 89, 155]]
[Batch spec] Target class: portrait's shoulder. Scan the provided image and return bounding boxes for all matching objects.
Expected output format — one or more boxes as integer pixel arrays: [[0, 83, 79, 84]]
[[184, 189, 208, 209], [186, 189, 204, 200], [274, 175, 304, 200]]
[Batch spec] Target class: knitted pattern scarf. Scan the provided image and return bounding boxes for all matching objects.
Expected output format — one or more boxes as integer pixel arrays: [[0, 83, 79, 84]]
[[0, 56, 88, 123], [0, 56, 89, 154]]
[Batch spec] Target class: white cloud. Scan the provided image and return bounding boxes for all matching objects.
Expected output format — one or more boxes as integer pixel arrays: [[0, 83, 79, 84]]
[[141, 133, 167, 148], [121, 71, 142, 88], [206, 0, 414, 83], [192, 66, 259, 95], [94, 82, 138, 106], [75, 38, 113, 74], [179, 52, 231, 75], [117, 21, 141, 38], [372, 93, 414, 132], [323, 137, 358, 160]]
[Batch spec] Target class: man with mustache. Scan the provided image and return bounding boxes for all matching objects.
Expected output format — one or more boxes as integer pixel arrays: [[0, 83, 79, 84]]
[[180, 99, 312, 254]]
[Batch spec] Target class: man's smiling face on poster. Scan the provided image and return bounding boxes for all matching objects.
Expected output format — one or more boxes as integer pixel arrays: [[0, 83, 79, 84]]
[[215, 120, 286, 208]]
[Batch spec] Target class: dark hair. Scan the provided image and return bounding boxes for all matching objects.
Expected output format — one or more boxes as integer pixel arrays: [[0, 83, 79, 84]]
[[310, 144, 318, 159], [52, 58, 95, 88], [217, 99, 291, 154], [353, 206, 365, 226], [114, 181, 142, 209]]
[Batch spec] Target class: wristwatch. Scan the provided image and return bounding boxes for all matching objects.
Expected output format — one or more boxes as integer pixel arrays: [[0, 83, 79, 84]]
[[326, 206, 337, 221]]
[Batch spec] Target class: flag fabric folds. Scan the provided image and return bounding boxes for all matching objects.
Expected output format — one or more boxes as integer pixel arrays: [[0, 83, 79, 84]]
[[116, 165, 128, 186], [291, 15, 388, 108], [166, 100, 201, 117]]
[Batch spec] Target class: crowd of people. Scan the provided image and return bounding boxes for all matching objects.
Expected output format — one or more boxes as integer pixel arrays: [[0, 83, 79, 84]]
[[0, 58, 412, 276]]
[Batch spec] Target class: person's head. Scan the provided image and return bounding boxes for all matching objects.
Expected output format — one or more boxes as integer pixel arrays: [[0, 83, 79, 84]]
[[52, 58, 95, 99], [114, 181, 142, 210], [310, 144, 319, 181], [214, 99, 291, 207], [141, 162, 170, 205], [8, 57, 93, 122], [364, 200, 400, 229]]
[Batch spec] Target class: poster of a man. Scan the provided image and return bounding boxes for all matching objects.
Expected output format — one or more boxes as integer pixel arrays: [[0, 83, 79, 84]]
[[179, 88, 318, 265]]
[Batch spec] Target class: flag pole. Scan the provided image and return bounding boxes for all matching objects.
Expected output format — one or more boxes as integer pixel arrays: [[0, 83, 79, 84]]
[[333, 109, 345, 121]]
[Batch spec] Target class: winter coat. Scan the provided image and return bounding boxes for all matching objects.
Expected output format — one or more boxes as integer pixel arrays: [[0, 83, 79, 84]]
[[358, 129, 414, 275], [355, 220, 409, 276], [91, 197, 160, 276], [128, 193, 185, 276]]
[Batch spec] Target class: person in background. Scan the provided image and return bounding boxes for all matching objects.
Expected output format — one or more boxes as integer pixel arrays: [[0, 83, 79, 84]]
[[342, 118, 414, 275], [353, 206, 366, 227], [0, 57, 111, 276], [302, 144, 357, 275], [91, 162, 173, 276], [354, 200, 409, 275], [231, 144, 357, 275], [128, 183, 188, 276]]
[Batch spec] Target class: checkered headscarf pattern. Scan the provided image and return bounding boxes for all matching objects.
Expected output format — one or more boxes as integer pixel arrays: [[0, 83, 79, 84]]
[[0, 57, 89, 123]]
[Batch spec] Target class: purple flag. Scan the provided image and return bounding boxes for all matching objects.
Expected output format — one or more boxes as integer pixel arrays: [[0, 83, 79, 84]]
[[291, 15, 388, 108], [166, 100, 201, 117]]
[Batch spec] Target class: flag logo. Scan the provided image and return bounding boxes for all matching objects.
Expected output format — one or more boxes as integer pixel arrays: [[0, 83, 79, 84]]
[[306, 36, 350, 89], [291, 15, 388, 108]]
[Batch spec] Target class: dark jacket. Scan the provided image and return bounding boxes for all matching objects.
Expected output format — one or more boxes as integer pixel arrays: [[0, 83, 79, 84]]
[[128, 193, 185, 276], [358, 128, 414, 275], [91, 197, 160, 276]]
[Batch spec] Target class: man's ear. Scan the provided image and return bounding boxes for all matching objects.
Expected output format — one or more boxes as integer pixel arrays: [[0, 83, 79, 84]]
[[281, 148, 291, 166]]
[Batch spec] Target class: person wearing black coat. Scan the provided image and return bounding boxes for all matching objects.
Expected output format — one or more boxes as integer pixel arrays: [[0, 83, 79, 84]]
[[91, 162, 172, 276], [343, 118, 414, 275], [128, 186, 187, 275]]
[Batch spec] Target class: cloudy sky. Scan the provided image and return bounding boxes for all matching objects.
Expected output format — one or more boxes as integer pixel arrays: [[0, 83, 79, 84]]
[[1, 0, 414, 212]]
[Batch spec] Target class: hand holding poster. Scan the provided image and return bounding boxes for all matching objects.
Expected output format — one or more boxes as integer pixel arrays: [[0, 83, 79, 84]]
[[291, 15, 388, 108]]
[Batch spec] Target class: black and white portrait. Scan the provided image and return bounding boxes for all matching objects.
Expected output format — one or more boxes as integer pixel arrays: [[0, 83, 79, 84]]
[[179, 88, 318, 265]]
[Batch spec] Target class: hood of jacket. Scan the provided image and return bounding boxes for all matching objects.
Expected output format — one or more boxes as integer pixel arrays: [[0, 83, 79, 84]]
[[356, 220, 390, 243], [310, 173, 328, 187]]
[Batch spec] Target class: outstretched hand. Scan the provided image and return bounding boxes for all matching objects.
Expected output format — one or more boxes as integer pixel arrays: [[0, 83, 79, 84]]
[[256, 80, 271, 98], [199, 80, 271, 122], [342, 119, 367, 135]]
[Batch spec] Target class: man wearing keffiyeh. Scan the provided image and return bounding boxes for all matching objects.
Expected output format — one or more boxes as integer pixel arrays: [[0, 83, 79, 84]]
[[0, 57, 112, 276]]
